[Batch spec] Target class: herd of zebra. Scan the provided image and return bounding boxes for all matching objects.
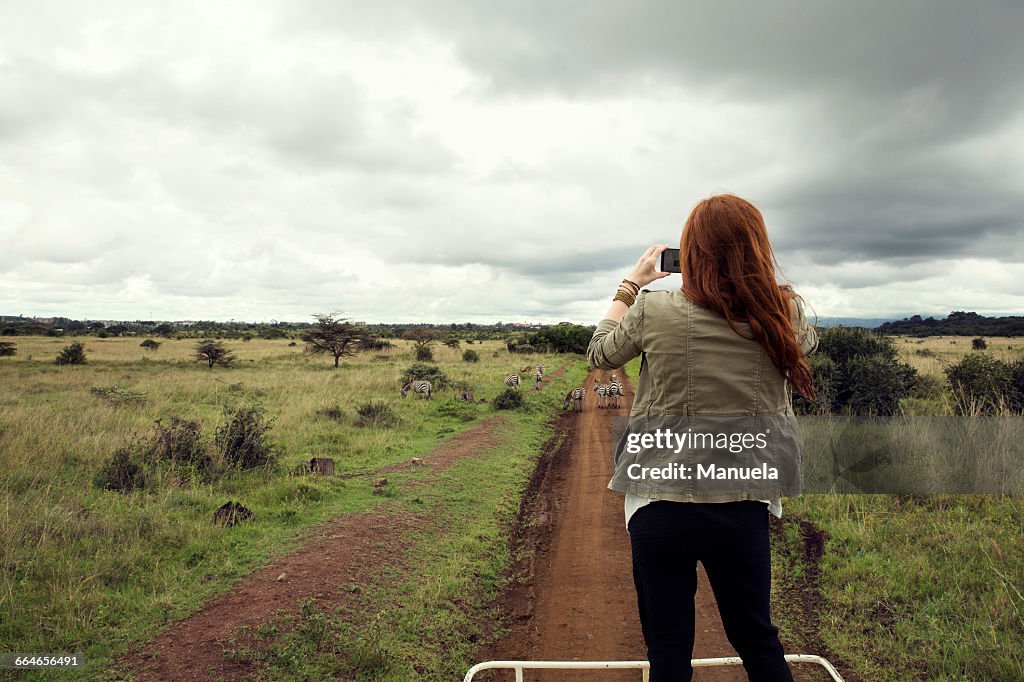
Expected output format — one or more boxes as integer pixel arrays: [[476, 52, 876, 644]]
[[399, 365, 622, 413], [399, 364, 547, 401], [561, 375, 624, 413]]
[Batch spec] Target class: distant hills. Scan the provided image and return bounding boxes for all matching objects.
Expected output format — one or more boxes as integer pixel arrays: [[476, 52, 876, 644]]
[[817, 317, 900, 328]]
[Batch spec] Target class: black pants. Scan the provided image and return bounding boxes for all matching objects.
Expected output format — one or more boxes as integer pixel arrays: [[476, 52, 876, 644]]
[[628, 500, 793, 682]]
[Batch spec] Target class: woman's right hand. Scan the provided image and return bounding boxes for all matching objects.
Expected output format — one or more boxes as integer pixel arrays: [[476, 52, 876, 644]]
[[626, 244, 671, 288]]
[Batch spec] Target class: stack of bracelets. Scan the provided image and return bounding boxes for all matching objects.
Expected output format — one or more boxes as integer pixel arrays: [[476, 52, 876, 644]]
[[613, 278, 641, 306]]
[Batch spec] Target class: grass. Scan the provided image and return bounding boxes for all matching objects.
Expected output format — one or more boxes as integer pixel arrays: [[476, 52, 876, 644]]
[[0, 336, 585, 680]]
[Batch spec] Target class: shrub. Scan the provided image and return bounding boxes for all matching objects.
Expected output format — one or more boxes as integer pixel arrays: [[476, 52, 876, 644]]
[[434, 397, 478, 422], [945, 354, 1014, 414], [811, 327, 916, 415], [402, 363, 450, 389], [315, 404, 346, 421], [89, 385, 148, 407], [844, 354, 917, 416], [513, 343, 536, 354], [216, 405, 277, 469], [793, 355, 838, 415], [147, 417, 212, 472], [972, 337, 987, 350], [94, 448, 147, 492], [444, 338, 461, 349], [462, 349, 480, 363], [56, 342, 87, 365], [415, 345, 434, 362], [0, 341, 16, 356], [355, 401, 400, 428], [492, 389, 525, 411], [140, 339, 162, 351]]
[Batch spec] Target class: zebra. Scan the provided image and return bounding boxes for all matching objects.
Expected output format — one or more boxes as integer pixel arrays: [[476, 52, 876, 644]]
[[562, 387, 586, 412], [536, 364, 545, 376], [534, 369, 543, 390], [607, 379, 624, 408], [401, 380, 432, 399], [593, 379, 608, 408], [505, 373, 521, 391]]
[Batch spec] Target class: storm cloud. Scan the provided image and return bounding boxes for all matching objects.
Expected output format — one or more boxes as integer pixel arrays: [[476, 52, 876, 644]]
[[1, 0, 1022, 322]]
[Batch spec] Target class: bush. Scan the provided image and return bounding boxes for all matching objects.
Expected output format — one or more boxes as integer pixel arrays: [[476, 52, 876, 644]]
[[216, 405, 277, 469], [844, 354, 917, 416], [94, 448, 147, 492], [147, 417, 212, 472], [402, 363, 450, 389], [492, 389, 525, 411], [140, 339, 162, 351], [513, 343, 536, 354], [793, 355, 839, 415], [0, 341, 16, 356], [972, 337, 988, 350], [315, 404, 346, 421], [355, 401, 400, 428], [434, 397, 478, 422], [945, 354, 1014, 414], [56, 342, 87, 365], [89, 385, 148, 407], [810, 327, 916, 415], [462, 349, 480, 363], [415, 345, 434, 362]]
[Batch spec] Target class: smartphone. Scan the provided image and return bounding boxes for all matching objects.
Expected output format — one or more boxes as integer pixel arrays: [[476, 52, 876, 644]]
[[659, 248, 681, 273]]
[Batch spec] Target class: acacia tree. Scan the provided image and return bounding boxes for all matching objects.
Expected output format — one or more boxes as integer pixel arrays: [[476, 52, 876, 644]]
[[404, 329, 442, 350], [301, 314, 367, 368], [194, 339, 235, 369]]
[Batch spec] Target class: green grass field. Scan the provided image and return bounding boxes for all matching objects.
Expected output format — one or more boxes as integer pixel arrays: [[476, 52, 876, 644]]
[[0, 336, 588, 679]]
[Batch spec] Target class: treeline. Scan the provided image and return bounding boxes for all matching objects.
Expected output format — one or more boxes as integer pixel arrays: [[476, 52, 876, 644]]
[[0, 317, 557, 342], [877, 311, 1024, 337]]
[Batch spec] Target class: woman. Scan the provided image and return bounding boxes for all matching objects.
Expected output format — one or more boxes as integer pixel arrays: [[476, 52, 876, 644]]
[[588, 194, 817, 681]]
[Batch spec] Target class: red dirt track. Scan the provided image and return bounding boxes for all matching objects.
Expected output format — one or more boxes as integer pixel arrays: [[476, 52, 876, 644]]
[[479, 368, 752, 681]]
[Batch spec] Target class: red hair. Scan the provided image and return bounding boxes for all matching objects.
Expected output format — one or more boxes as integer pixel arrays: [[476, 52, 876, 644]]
[[680, 194, 815, 399]]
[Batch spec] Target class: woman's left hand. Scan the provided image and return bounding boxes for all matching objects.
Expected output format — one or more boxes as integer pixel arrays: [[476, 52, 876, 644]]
[[626, 244, 671, 288]]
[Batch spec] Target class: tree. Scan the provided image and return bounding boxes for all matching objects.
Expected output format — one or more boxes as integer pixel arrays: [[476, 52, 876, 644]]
[[0, 341, 15, 357], [972, 337, 987, 350], [301, 313, 367, 368], [56, 342, 87, 365], [194, 339, 234, 369], [140, 339, 162, 351], [404, 328, 441, 351]]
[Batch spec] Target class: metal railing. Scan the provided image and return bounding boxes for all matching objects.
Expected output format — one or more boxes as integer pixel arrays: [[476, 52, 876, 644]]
[[464, 654, 846, 681]]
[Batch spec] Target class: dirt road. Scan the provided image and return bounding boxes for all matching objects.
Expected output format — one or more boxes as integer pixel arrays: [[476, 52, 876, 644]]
[[480, 368, 747, 681]]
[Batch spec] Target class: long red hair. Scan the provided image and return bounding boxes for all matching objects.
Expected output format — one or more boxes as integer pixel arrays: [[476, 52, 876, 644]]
[[681, 194, 815, 399]]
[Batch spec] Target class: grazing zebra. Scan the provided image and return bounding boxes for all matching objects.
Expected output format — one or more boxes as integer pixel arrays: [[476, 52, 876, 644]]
[[504, 373, 521, 391], [607, 379, 624, 408], [562, 387, 586, 412], [534, 369, 543, 390], [593, 379, 608, 408], [400, 380, 432, 399]]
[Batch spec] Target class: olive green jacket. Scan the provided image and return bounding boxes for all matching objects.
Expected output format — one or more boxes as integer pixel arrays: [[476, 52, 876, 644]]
[[588, 288, 817, 501]]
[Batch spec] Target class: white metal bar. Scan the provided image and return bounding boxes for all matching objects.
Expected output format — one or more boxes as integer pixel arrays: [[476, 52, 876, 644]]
[[463, 654, 845, 681]]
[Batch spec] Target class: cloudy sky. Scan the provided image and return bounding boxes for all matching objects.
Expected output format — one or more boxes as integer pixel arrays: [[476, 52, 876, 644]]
[[2, 1, 1023, 323]]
